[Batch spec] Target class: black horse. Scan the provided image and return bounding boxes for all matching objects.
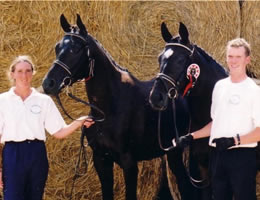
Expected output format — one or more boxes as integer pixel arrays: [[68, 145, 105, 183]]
[[149, 22, 229, 199], [42, 14, 200, 200]]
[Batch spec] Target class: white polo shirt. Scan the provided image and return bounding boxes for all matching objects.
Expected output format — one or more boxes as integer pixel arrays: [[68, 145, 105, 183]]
[[209, 77, 260, 148], [0, 87, 66, 143]]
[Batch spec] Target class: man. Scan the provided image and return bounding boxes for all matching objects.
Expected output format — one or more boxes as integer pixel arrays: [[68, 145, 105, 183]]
[[176, 38, 260, 200]]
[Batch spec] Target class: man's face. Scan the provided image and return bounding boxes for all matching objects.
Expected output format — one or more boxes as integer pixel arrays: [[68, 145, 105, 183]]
[[226, 46, 250, 76]]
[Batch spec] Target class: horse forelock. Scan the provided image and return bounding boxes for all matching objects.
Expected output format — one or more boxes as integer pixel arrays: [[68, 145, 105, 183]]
[[171, 35, 180, 43], [71, 25, 79, 34]]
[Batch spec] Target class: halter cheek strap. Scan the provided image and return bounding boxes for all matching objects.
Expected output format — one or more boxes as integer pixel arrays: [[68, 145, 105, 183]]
[[55, 33, 95, 83]]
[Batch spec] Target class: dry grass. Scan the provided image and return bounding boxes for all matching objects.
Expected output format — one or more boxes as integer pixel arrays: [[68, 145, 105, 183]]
[[0, 1, 260, 199]]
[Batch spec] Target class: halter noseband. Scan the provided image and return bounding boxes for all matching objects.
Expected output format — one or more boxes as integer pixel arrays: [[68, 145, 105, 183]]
[[157, 43, 196, 99], [156, 73, 178, 99], [54, 33, 95, 88]]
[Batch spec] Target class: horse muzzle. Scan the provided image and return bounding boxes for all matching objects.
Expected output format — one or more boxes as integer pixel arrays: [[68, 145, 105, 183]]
[[42, 77, 60, 95], [149, 89, 169, 111]]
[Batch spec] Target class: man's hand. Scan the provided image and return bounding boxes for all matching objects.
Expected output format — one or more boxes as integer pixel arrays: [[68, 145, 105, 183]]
[[212, 137, 235, 151], [172, 133, 193, 148]]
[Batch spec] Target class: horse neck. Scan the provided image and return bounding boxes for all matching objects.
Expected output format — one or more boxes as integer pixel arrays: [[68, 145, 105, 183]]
[[187, 47, 228, 129], [85, 44, 124, 111], [190, 46, 227, 96]]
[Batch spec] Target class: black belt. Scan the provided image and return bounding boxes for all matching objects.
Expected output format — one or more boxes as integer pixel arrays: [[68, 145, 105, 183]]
[[5, 139, 44, 144]]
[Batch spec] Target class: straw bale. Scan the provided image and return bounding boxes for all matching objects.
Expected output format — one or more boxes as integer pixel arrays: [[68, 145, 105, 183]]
[[1, 1, 260, 200], [241, 1, 260, 78]]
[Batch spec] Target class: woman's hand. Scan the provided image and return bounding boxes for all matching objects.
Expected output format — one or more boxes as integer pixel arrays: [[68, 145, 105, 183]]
[[76, 116, 95, 128], [0, 169, 3, 188]]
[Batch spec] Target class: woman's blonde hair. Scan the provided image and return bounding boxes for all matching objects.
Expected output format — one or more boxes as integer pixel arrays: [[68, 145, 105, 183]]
[[7, 55, 36, 84]]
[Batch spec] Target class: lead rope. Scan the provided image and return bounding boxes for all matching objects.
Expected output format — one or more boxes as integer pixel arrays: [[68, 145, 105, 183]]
[[69, 126, 94, 200], [157, 99, 179, 151], [157, 98, 209, 189], [55, 92, 105, 122], [183, 145, 210, 189], [179, 99, 210, 189]]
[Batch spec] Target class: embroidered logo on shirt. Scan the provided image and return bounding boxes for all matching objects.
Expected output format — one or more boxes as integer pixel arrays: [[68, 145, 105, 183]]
[[30, 105, 42, 114], [229, 94, 240, 105]]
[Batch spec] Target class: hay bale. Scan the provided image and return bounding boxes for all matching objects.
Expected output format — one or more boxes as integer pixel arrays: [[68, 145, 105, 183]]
[[241, 1, 260, 78], [1, 1, 260, 200]]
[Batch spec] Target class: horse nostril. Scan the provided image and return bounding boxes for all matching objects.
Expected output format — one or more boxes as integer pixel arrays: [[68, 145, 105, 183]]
[[48, 79, 56, 88], [42, 78, 56, 92], [159, 93, 164, 102]]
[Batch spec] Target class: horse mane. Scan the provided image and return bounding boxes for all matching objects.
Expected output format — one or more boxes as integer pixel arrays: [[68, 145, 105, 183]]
[[194, 44, 228, 75], [89, 34, 129, 73]]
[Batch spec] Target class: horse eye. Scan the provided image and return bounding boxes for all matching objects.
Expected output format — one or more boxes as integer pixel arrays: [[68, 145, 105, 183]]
[[70, 44, 83, 54]]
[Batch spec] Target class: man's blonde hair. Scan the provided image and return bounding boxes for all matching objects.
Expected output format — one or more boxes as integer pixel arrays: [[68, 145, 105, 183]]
[[226, 38, 251, 56]]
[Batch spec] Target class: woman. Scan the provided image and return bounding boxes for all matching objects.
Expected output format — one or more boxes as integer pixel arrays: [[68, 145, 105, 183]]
[[0, 55, 94, 200]]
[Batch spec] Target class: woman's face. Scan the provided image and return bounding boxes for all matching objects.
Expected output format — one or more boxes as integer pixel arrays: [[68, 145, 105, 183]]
[[11, 61, 33, 88]]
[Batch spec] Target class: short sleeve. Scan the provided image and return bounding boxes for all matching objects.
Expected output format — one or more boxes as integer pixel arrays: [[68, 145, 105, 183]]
[[0, 110, 4, 136], [252, 88, 260, 128], [44, 97, 66, 134], [210, 82, 219, 120]]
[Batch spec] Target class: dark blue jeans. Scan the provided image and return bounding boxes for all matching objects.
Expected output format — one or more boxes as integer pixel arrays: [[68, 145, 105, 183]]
[[2, 140, 49, 200], [210, 147, 257, 200]]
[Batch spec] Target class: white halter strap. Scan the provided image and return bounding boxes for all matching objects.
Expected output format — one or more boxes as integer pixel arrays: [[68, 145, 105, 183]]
[[54, 60, 71, 75], [157, 73, 176, 87], [65, 33, 87, 43], [165, 43, 194, 56]]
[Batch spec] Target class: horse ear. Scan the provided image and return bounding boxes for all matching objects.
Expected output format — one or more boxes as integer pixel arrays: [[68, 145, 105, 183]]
[[60, 14, 71, 32], [179, 22, 189, 44], [76, 14, 88, 34], [161, 22, 172, 43]]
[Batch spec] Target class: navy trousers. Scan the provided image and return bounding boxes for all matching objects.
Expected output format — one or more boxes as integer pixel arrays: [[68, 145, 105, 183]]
[[210, 147, 257, 200], [2, 140, 49, 200]]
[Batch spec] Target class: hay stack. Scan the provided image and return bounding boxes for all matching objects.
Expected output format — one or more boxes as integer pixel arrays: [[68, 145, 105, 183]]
[[241, 1, 260, 78], [1, 1, 260, 200]]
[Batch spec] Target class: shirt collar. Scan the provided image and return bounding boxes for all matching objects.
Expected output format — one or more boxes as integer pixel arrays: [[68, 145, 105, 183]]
[[8, 87, 38, 99]]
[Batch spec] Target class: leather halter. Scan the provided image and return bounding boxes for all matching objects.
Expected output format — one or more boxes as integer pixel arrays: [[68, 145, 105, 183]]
[[54, 33, 95, 88], [156, 43, 195, 98], [53, 32, 105, 122]]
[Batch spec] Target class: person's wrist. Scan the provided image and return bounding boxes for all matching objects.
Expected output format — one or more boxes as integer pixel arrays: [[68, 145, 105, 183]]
[[236, 134, 240, 145], [76, 119, 84, 126], [233, 136, 238, 145]]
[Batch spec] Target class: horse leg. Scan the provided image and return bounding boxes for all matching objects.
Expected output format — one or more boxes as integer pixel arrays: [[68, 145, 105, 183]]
[[167, 149, 200, 200], [189, 152, 212, 200], [123, 164, 138, 200], [93, 152, 114, 200], [120, 153, 138, 200]]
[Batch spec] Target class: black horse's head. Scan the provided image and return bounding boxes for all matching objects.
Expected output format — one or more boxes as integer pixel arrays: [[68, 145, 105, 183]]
[[149, 22, 199, 111], [42, 14, 93, 95]]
